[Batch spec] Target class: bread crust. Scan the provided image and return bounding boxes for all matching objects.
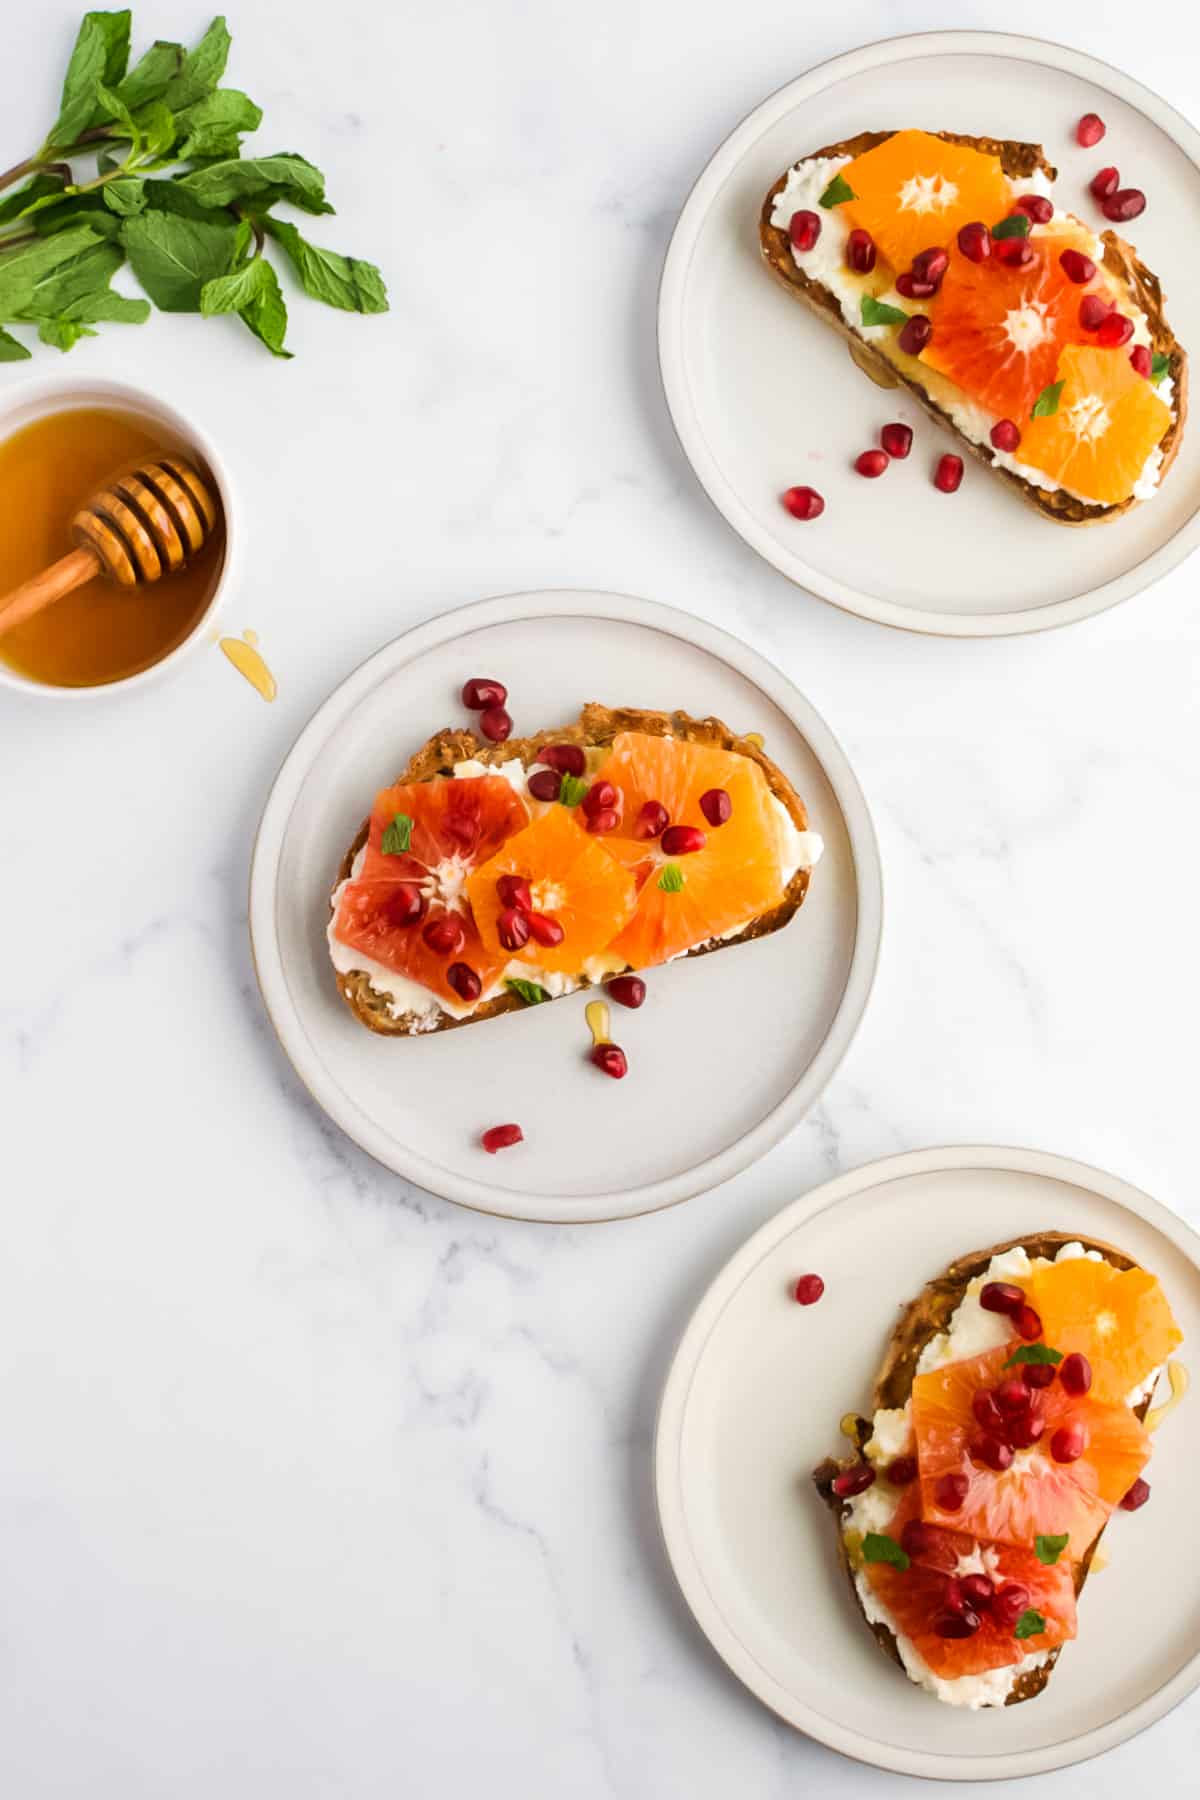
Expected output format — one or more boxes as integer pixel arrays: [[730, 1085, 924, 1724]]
[[813, 1232, 1151, 1707], [760, 131, 1187, 524], [330, 704, 813, 1036]]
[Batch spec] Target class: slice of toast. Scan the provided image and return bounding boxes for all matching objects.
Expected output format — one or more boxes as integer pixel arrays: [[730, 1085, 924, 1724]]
[[760, 132, 1188, 524], [813, 1233, 1152, 1706], [330, 703, 814, 1037]]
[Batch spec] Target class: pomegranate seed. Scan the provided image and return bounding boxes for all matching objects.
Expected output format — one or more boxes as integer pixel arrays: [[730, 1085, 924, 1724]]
[[633, 800, 669, 839], [1120, 1477, 1151, 1512], [422, 913, 466, 956], [793, 1273, 825, 1306], [1097, 312, 1135, 347], [989, 419, 1021, 453], [607, 974, 646, 1009], [972, 1390, 1004, 1433], [1022, 1360, 1057, 1390], [781, 484, 825, 521], [942, 1576, 967, 1614], [1014, 193, 1054, 224], [1130, 343, 1153, 377], [447, 962, 482, 1002], [980, 1281, 1025, 1316], [699, 787, 732, 827], [1077, 112, 1106, 148], [855, 448, 889, 477], [496, 873, 532, 912], [830, 1463, 875, 1499], [481, 1123, 523, 1154], [911, 245, 950, 287], [582, 779, 618, 818], [880, 421, 913, 459], [900, 1518, 934, 1559], [661, 824, 706, 856], [1007, 1409, 1046, 1450], [527, 768, 562, 802], [898, 314, 932, 356], [479, 705, 512, 743], [961, 1573, 995, 1609], [846, 228, 876, 273], [993, 1377, 1030, 1415], [497, 906, 531, 952], [1059, 1352, 1092, 1397], [1051, 1422, 1087, 1464], [1014, 1304, 1043, 1341], [1079, 292, 1113, 330], [1059, 247, 1097, 284], [957, 220, 991, 262], [461, 677, 507, 710], [970, 1434, 1015, 1472], [385, 883, 426, 929], [1090, 165, 1120, 201], [527, 912, 564, 948], [934, 1606, 982, 1638], [538, 743, 586, 776], [895, 271, 937, 299], [934, 1472, 969, 1512], [934, 453, 963, 493], [994, 236, 1035, 268], [591, 1042, 628, 1080], [885, 1454, 918, 1486], [586, 807, 619, 834], [788, 208, 821, 252], [1102, 187, 1146, 222], [991, 1582, 1031, 1630]]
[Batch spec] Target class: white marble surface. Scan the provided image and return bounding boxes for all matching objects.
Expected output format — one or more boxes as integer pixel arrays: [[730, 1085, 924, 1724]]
[[3, 2, 1200, 1793]]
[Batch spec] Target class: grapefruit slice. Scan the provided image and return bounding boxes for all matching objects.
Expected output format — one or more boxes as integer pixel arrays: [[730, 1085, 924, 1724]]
[[332, 775, 529, 1003], [1016, 343, 1172, 504], [466, 803, 638, 977], [913, 1345, 1151, 1551], [592, 733, 789, 970], [1025, 1257, 1183, 1405], [840, 130, 1012, 274]]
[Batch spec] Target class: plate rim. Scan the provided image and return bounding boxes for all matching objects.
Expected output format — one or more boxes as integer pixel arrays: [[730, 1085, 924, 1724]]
[[654, 1143, 1200, 1779], [657, 28, 1200, 638], [247, 588, 883, 1223]]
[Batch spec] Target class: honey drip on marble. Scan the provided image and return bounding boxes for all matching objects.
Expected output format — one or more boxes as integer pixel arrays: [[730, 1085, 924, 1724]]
[[219, 627, 276, 701], [1145, 1360, 1188, 1433], [585, 1000, 610, 1047]]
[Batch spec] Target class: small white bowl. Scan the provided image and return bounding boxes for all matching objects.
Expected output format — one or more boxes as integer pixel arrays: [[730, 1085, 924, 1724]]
[[0, 376, 236, 698]]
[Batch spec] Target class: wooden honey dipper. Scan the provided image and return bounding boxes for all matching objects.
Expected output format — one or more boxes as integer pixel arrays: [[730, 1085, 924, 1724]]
[[0, 456, 219, 637]]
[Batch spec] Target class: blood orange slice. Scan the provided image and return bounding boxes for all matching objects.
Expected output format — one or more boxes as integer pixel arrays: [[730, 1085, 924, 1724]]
[[467, 802, 638, 976], [913, 1346, 1151, 1551], [840, 130, 1012, 274], [1016, 344, 1172, 504], [591, 733, 791, 970], [332, 775, 529, 1004], [1025, 1257, 1182, 1405]]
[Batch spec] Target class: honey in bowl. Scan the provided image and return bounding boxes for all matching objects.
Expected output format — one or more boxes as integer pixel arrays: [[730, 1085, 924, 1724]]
[[0, 405, 225, 688]]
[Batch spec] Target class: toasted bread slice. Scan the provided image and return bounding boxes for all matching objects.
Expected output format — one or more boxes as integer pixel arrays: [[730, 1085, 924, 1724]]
[[813, 1233, 1152, 1706], [330, 703, 814, 1037], [760, 132, 1187, 524]]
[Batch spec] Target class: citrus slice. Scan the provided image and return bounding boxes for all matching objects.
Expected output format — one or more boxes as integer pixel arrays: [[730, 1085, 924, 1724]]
[[332, 775, 529, 1003], [592, 733, 790, 970], [1024, 1258, 1183, 1406], [840, 130, 1012, 274], [1016, 343, 1171, 504], [467, 802, 638, 977], [922, 236, 1087, 419], [913, 1345, 1151, 1551]]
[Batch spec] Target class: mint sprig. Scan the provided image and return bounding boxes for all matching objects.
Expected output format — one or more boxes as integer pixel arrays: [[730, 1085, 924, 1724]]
[[1003, 1344, 1063, 1369], [861, 294, 908, 328], [506, 977, 550, 1006], [380, 813, 414, 856], [558, 774, 587, 808], [657, 862, 685, 893], [819, 171, 856, 208], [992, 212, 1032, 240], [1151, 350, 1171, 384], [1031, 381, 1065, 419], [1014, 1608, 1047, 1640], [861, 1532, 910, 1572], [1035, 1533, 1069, 1567]]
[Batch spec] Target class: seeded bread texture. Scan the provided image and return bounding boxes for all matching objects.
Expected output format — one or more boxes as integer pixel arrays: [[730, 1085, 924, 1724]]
[[330, 703, 813, 1037], [812, 1232, 1150, 1707], [760, 131, 1187, 524]]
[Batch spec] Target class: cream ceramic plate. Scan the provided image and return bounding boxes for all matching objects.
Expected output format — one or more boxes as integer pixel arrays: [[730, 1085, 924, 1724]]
[[655, 1147, 1200, 1778], [248, 591, 881, 1222], [658, 32, 1200, 634]]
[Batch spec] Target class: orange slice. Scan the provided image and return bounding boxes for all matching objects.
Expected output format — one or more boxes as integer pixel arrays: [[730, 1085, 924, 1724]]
[[840, 130, 1012, 274], [913, 1346, 1151, 1552], [467, 802, 638, 976], [1024, 1258, 1182, 1405], [1016, 344, 1171, 504], [593, 733, 790, 970]]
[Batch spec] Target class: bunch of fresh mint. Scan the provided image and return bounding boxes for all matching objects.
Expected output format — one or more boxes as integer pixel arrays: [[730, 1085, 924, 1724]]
[[0, 12, 387, 360]]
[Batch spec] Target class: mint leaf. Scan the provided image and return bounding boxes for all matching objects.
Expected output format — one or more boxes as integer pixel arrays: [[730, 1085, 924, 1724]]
[[0, 327, 31, 362], [175, 89, 262, 161], [37, 317, 96, 352], [993, 212, 1032, 240], [819, 172, 856, 208], [179, 152, 328, 213], [91, 80, 139, 145], [135, 101, 179, 164], [45, 10, 133, 149], [262, 218, 387, 315], [658, 863, 685, 893], [379, 813, 414, 856], [1031, 381, 1064, 419], [1151, 350, 1171, 384], [1014, 1608, 1047, 1640], [121, 207, 239, 310], [0, 228, 129, 324], [1035, 1533, 1069, 1566], [861, 294, 908, 328], [102, 177, 146, 217], [506, 977, 550, 1006], [116, 39, 185, 111], [0, 176, 68, 228], [861, 1532, 910, 1572], [163, 17, 232, 112], [1003, 1344, 1063, 1368], [557, 773, 587, 809], [200, 254, 291, 357]]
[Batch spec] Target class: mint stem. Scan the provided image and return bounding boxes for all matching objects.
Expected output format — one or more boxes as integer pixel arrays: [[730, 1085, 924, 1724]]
[[0, 129, 120, 195]]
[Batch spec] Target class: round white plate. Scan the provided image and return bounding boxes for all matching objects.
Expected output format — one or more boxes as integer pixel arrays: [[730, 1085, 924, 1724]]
[[659, 32, 1200, 635], [248, 591, 881, 1223], [655, 1147, 1200, 1780]]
